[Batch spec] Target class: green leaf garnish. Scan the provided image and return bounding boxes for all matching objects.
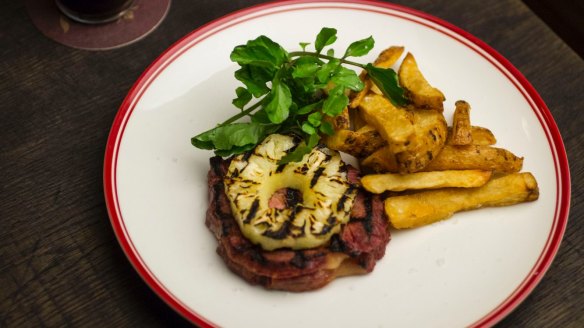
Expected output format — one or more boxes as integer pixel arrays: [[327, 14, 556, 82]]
[[279, 133, 320, 164], [264, 72, 292, 124], [234, 65, 272, 97], [292, 56, 321, 79], [307, 112, 323, 127], [297, 100, 323, 115], [301, 122, 317, 135], [192, 122, 279, 156], [344, 36, 374, 58], [322, 86, 349, 116], [233, 87, 252, 109], [315, 27, 338, 53], [331, 66, 364, 91], [191, 28, 409, 160], [316, 58, 341, 83], [319, 121, 335, 136], [365, 63, 408, 106], [230, 35, 288, 68]]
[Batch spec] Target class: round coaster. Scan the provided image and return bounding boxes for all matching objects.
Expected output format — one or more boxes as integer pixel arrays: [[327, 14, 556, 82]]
[[26, 0, 171, 50]]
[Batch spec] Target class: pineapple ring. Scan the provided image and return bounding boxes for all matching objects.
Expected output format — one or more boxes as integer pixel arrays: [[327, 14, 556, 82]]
[[224, 134, 358, 251]]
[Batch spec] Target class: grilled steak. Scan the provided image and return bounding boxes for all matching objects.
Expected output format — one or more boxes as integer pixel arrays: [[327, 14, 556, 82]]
[[205, 156, 390, 292]]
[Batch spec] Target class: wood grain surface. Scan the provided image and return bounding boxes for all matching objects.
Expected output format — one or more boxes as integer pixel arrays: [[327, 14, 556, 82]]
[[1, 0, 582, 327]]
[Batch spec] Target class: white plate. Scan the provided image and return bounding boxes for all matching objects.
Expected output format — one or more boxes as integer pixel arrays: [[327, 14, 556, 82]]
[[104, 1, 570, 327]]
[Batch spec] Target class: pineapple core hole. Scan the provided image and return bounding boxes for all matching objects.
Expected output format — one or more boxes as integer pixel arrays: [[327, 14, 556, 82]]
[[268, 188, 303, 209]]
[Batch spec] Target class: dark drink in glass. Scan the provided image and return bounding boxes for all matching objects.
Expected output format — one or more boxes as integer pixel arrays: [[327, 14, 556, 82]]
[[55, 0, 135, 24]]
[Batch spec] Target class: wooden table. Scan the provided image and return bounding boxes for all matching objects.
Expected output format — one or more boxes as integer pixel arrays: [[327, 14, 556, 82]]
[[1, 0, 582, 326]]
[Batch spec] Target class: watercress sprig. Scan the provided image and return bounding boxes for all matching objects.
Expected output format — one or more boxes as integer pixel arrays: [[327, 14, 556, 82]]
[[191, 27, 408, 163]]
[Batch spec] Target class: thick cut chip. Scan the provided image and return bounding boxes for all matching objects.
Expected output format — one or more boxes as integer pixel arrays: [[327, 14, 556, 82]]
[[373, 46, 405, 68], [361, 144, 523, 174], [349, 105, 368, 131], [323, 125, 386, 158], [358, 99, 447, 173], [398, 53, 445, 112], [446, 126, 496, 146], [349, 77, 371, 109], [385, 172, 539, 229], [358, 125, 496, 172], [394, 109, 448, 173], [450, 100, 472, 145], [359, 94, 414, 154], [353, 125, 387, 156], [324, 106, 350, 131], [425, 144, 523, 173], [369, 46, 406, 95], [362, 170, 492, 193], [360, 146, 396, 173], [350, 46, 404, 108], [355, 124, 386, 145]]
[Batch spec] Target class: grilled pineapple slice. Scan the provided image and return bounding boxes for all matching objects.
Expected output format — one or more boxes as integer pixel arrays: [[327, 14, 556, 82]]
[[224, 134, 357, 251]]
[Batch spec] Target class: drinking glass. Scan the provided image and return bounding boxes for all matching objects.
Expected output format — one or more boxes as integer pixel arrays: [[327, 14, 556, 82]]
[[55, 0, 135, 24]]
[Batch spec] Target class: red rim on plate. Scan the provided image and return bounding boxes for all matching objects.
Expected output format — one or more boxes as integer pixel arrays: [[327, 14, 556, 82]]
[[103, 1, 570, 327]]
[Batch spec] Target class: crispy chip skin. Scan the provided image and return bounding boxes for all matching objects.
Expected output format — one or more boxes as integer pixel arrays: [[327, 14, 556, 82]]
[[451, 100, 472, 145], [385, 172, 539, 229], [398, 52, 445, 112], [362, 170, 492, 193]]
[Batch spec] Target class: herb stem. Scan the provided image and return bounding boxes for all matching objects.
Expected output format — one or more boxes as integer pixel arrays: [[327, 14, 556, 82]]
[[219, 100, 263, 126], [288, 51, 366, 68]]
